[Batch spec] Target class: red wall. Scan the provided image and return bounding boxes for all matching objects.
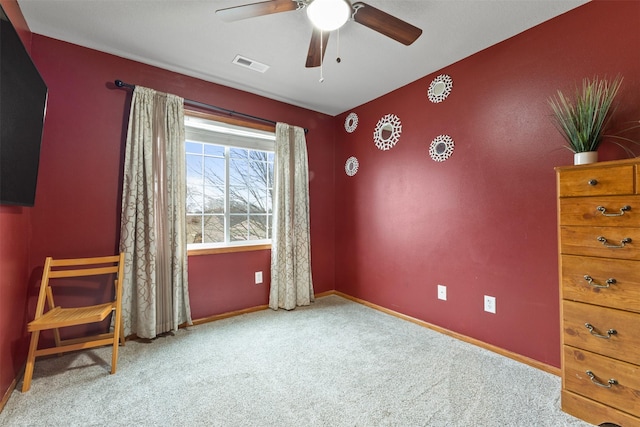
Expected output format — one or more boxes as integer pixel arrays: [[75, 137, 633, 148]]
[[0, 206, 30, 400], [0, 0, 35, 401], [334, 0, 640, 368]]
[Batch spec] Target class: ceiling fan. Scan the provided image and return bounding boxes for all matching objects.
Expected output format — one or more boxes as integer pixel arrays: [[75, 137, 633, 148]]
[[216, 0, 422, 68]]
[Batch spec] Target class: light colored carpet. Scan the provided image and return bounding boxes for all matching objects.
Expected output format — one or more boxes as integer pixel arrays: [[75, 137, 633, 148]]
[[1, 295, 591, 426]]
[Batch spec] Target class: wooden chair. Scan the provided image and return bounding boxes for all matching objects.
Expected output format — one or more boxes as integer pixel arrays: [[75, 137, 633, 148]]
[[22, 253, 126, 392]]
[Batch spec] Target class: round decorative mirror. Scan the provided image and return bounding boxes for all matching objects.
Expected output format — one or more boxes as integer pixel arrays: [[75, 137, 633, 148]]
[[429, 135, 454, 162], [374, 114, 402, 151], [380, 123, 393, 140], [428, 74, 453, 103], [345, 156, 359, 176], [344, 112, 358, 133]]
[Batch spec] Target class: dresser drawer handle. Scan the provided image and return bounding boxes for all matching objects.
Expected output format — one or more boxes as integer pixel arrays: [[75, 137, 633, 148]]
[[588, 179, 598, 186], [596, 205, 631, 217], [585, 370, 618, 388], [597, 236, 632, 248], [584, 323, 617, 339], [583, 275, 616, 288]]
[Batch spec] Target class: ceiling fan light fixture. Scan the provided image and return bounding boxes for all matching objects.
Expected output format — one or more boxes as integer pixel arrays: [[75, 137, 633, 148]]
[[306, 0, 350, 32]]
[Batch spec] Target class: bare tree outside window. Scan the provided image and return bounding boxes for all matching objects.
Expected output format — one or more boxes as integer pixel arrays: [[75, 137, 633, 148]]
[[186, 140, 273, 246]]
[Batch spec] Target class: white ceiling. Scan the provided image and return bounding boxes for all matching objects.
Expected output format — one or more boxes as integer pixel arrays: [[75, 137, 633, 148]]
[[18, 0, 588, 116]]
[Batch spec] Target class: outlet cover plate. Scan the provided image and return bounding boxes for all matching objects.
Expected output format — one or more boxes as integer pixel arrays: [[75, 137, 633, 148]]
[[484, 295, 496, 314], [437, 284, 447, 301], [255, 271, 263, 284]]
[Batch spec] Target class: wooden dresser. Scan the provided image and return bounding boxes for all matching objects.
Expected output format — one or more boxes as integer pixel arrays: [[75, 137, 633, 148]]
[[557, 158, 640, 427]]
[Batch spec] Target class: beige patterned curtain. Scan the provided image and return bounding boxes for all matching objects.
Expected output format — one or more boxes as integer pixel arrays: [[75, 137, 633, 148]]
[[269, 123, 314, 310], [119, 86, 192, 338]]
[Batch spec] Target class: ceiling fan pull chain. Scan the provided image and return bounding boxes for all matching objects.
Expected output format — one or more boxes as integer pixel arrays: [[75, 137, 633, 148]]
[[319, 29, 324, 83], [336, 28, 341, 63]]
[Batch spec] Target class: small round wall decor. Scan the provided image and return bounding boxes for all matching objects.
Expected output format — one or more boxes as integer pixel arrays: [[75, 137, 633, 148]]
[[427, 74, 453, 103], [345, 156, 359, 176], [429, 135, 455, 162], [374, 114, 402, 151], [344, 112, 358, 133]]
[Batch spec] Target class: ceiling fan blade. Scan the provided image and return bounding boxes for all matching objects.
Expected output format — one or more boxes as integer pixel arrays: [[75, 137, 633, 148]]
[[351, 2, 422, 46], [216, 0, 299, 22], [305, 28, 330, 68]]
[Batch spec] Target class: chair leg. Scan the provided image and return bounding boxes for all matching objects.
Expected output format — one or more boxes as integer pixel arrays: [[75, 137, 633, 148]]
[[111, 312, 122, 374], [119, 321, 125, 346], [110, 336, 119, 375], [46, 288, 63, 355], [22, 330, 40, 392]]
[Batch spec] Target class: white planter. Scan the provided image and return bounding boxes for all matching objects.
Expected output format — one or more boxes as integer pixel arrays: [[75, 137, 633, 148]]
[[574, 151, 598, 165]]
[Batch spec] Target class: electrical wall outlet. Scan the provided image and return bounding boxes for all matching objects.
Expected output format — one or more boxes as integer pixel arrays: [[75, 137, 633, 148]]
[[484, 295, 496, 314], [437, 284, 447, 301], [255, 271, 263, 284]]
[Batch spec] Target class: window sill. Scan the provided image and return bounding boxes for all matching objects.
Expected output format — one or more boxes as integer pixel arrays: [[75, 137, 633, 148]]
[[187, 244, 271, 256]]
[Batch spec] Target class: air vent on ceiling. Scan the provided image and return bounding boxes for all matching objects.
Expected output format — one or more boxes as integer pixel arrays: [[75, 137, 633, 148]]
[[232, 55, 269, 73]]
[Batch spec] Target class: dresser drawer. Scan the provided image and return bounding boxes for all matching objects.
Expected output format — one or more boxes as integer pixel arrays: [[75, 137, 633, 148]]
[[562, 390, 640, 427], [563, 300, 640, 364], [564, 346, 640, 417], [560, 226, 639, 260], [557, 165, 635, 197], [559, 195, 640, 227], [561, 255, 640, 312]]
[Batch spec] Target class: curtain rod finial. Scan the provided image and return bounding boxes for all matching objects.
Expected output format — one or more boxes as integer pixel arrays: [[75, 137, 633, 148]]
[[114, 80, 135, 89]]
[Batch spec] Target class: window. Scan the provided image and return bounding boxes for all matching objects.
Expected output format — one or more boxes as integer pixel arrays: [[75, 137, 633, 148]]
[[185, 115, 275, 249]]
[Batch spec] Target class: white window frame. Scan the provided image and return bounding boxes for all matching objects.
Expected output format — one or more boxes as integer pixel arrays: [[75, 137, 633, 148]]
[[185, 114, 275, 251]]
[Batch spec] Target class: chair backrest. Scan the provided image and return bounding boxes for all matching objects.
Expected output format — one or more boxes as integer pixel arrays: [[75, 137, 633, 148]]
[[34, 254, 125, 319]]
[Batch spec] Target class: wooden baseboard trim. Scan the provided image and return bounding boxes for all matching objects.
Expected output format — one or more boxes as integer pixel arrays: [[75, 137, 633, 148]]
[[187, 290, 336, 327], [0, 379, 15, 413], [331, 290, 560, 376], [313, 290, 335, 299], [1, 365, 24, 413], [189, 304, 270, 326]]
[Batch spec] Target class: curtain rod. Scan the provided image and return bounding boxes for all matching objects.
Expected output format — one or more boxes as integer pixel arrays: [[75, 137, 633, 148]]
[[114, 80, 308, 134]]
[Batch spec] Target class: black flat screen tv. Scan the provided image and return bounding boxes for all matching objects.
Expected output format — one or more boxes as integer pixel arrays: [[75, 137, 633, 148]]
[[0, 5, 48, 207]]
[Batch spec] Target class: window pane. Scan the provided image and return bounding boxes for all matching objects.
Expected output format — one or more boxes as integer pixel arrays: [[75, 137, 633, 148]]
[[248, 187, 267, 214], [204, 185, 224, 213], [186, 193, 203, 214], [202, 215, 224, 243], [229, 214, 248, 241], [186, 141, 203, 154], [186, 184, 203, 214], [186, 215, 203, 244], [249, 150, 268, 161], [248, 215, 268, 240], [230, 148, 248, 158], [203, 157, 224, 186], [186, 154, 203, 182], [204, 144, 224, 156], [229, 158, 249, 186], [229, 186, 248, 213], [248, 160, 268, 184]]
